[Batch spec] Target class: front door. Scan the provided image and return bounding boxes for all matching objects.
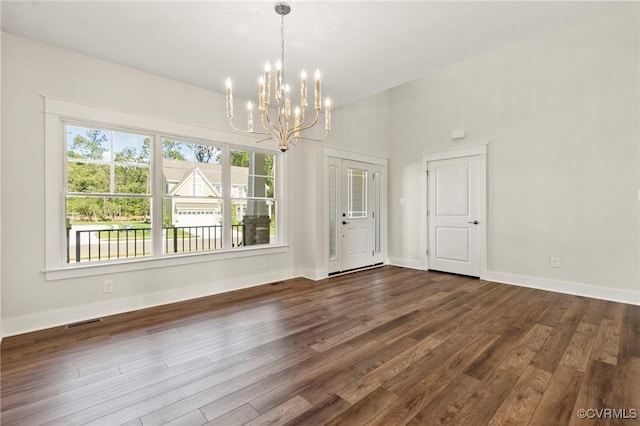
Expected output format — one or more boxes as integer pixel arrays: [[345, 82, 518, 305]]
[[427, 155, 481, 277], [328, 158, 384, 274]]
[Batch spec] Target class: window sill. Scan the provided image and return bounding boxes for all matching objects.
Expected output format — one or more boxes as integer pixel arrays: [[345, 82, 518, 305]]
[[44, 245, 289, 281]]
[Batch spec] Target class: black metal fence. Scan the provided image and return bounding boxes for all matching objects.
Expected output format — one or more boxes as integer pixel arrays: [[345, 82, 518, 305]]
[[68, 224, 244, 263]]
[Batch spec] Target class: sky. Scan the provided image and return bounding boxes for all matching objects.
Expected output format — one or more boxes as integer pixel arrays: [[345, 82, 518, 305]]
[[66, 124, 229, 164]]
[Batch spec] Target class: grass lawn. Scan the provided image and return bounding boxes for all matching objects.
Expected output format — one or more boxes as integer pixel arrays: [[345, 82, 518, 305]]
[[71, 221, 197, 240]]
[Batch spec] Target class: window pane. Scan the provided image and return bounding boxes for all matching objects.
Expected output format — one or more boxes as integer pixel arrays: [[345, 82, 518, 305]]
[[163, 197, 224, 253], [162, 139, 222, 196], [115, 165, 150, 194], [162, 139, 190, 161], [67, 163, 110, 193], [67, 126, 111, 161], [193, 144, 221, 165], [66, 196, 152, 263], [348, 168, 367, 219], [67, 125, 152, 196], [329, 165, 338, 260], [230, 150, 275, 199], [114, 134, 150, 165], [231, 199, 276, 246], [374, 172, 381, 252], [162, 139, 221, 166], [228, 150, 276, 247]]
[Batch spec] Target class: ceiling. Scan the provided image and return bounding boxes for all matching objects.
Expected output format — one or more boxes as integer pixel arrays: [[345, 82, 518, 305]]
[[1, 1, 612, 107]]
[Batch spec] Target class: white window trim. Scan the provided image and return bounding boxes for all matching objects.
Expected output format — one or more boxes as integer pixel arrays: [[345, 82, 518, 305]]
[[44, 96, 288, 281]]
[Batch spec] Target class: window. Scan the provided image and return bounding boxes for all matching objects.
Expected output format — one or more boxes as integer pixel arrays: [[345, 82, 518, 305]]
[[348, 168, 367, 218], [230, 149, 277, 246], [62, 122, 280, 265], [44, 98, 286, 279], [66, 125, 152, 262], [374, 172, 381, 253], [161, 139, 224, 255], [328, 165, 338, 261]]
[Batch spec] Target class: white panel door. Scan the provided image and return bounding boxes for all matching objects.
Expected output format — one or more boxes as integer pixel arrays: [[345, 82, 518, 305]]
[[340, 162, 372, 271], [334, 160, 383, 272], [428, 155, 480, 276]]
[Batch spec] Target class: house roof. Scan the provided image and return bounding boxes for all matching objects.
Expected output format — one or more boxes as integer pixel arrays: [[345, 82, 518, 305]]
[[163, 159, 249, 188]]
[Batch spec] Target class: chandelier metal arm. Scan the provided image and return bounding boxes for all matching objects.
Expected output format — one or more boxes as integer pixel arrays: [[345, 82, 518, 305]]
[[228, 117, 277, 140], [249, 134, 276, 144], [285, 109, 319, 140], [274, 102, 285, 137], [260, 108, 284, 140], [228, 117, 290, 147], [227, 117, 252, 134], [291, 132, 329, 142]]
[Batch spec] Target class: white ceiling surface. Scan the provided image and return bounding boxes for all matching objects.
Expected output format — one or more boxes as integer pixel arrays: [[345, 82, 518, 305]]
[[1, 1, 612, 107]]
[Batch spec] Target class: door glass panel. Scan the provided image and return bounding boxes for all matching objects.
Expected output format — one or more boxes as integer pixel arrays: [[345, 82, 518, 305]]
[[348, 168, 367, 219], [329, 165, 338, 260]]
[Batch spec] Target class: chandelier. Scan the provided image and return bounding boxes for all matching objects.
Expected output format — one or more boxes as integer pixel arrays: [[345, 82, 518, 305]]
[[225, 2, 330, 152]]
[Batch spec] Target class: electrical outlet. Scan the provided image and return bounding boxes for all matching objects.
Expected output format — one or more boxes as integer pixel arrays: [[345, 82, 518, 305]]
[[103, 280, 114, 293], [260, 260, 267, 269], [549, 257, 560, 268]]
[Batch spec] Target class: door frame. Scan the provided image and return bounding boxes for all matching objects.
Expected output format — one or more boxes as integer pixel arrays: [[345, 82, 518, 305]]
[[324, 147, 388, 276], [421, 144, 488, 279]]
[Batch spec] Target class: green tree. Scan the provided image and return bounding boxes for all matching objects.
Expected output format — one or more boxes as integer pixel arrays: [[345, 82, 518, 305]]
[[194, 145, 220, 163], [67, 129, 152, 221], [67, 196, 103, 222], [230, 150, 250, 167], [67, 163, 109, 193], [264, 154, 274, 198], [229, 151, 275, 198], [111, 143, 150, 219], [161, 139, 186, 160], [138, 139, 188, 161], [69, 130, 108, 159], [115, 146, 144, 164]]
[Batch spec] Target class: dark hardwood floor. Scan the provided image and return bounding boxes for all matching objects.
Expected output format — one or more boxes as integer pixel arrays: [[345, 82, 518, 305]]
[[1, 266, 638, 425]]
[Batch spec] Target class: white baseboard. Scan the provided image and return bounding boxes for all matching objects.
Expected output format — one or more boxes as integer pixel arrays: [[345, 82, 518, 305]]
[[387, 257, 425, 270], [484, 271, 640, 306], [5, 267, 637, 338], [382, 258, 639, 305], [2, 269, 297, 338], [299, 268, 328, 281]]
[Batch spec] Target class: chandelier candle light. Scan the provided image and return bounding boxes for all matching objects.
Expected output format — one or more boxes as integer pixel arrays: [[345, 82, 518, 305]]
[[225, 2, 330, 152]]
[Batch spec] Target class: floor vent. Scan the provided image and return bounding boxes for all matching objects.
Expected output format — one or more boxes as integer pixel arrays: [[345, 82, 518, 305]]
[[65, 318, 102, 329]]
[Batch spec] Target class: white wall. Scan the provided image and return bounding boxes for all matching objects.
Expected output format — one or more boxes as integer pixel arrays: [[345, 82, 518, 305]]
[[289, 140, 326, 279], [2, 3, 639, 337], [328, 4, 639, 303], [0, 3, 4, 342], [327, 90, 390, 158], [386, 4, 639, 300], [1, 33, 301, 336]]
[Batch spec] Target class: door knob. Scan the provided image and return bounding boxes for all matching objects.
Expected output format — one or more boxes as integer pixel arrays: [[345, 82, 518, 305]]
[[342, 221, 350, 225], [468, 220, 479, 225]]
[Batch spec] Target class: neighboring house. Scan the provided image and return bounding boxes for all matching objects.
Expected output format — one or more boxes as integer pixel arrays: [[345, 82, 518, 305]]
[[162, 159, 250, 228]]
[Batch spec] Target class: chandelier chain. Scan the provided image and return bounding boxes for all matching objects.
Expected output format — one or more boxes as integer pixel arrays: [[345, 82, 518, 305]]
[[280, 12, 285, 84]]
